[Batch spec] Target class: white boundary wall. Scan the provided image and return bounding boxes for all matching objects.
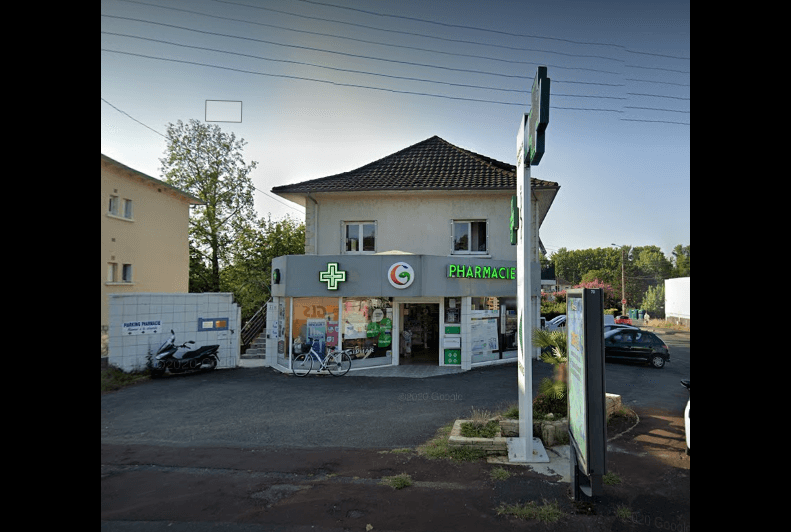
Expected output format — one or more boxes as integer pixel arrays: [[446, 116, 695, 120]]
[[108, 293, 241, 372], [665, 277, 690, 325]]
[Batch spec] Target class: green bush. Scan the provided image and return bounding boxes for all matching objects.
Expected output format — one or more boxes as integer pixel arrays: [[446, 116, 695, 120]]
[[533, 393, 567, 420]]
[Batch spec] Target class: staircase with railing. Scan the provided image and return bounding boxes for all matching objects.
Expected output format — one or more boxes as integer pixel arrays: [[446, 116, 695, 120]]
[[240, 302, 268, 359]]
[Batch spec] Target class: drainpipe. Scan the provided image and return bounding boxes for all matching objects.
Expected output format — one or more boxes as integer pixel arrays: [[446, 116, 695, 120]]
[[306, 192, 318, 255]]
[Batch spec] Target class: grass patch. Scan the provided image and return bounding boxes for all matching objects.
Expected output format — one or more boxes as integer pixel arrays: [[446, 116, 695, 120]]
[[496, 499, 565, 523], [615, 505, 633, 520], [380, 473, 412, 489], [645, 318, 689, 331], [500, 403, 519, 419], [489, 467, 511, 481], [603, 471, 622, 485], [415, 423, 488, 462], [460, 420, 499, 438], [416, 423, 454, 459], [101, 366, 149, 393]]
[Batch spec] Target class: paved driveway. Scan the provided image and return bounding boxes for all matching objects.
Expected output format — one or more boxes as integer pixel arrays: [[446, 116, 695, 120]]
[[102, 327, 688, 449]]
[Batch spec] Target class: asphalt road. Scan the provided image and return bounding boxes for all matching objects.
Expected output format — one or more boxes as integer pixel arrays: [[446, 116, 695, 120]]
[[101, 328, 689, 450], [102, 328, 689, 531]]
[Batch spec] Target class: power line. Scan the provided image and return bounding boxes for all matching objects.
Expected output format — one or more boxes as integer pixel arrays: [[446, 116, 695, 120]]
[[103, 47, 631, 113], [286, 0, 689, 61], [102, 31, 527, 95], [102, 14, 624, 77], [102, 96, 305, 215], [115, 0, 625, 65], [627, 93, 690, 101], [624, 106, 690, 114], [102, 96, 166, 137], [212, 0, 628, 55], [103, 1, 687, 109], [103, 30, 628, 101], [620, 118, 689, 125], [627, 78, 689, 87], [253, 186, 305, 214]]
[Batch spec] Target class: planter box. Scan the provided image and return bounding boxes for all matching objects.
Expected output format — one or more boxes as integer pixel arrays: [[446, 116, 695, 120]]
[[447, 420, 508, 455], [450, 394, 623, 452]]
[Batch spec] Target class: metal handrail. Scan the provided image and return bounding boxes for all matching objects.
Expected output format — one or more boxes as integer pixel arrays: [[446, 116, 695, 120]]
[[241, 300, 269, 351]]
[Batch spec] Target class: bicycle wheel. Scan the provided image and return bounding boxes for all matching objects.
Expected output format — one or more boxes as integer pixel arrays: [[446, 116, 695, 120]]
[[292, 354, 313, 377], [327, 352, 352, 376]]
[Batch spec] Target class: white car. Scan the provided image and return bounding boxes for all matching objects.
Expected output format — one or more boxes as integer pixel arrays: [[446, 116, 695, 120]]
[[681, 379, 690, 454], [545, 315, 566, 330]]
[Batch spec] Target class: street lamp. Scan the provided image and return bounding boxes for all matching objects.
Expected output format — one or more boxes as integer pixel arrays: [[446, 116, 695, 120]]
[[611, 243, 626, 317]]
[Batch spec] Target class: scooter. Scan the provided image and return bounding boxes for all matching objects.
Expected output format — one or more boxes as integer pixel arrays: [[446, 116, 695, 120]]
[[680, 379, 690, 455], [147, 329, 220, 377]]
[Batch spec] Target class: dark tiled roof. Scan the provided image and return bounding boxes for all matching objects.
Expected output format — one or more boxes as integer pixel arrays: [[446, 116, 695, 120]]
[[272, 136, 558, 194]]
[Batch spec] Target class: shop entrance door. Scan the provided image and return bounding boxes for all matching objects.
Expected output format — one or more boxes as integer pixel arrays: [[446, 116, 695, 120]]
[[400, 303, 440, 365]]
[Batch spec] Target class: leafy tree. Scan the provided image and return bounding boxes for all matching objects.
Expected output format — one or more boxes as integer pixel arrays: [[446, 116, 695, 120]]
[[160, 119, 258, 292], [554, 247, 620, 285], [642, 283, 665, 318], [574, 279, 619, 309], [634, 246, 673, 281], [221, 215, 305, 321], [188, 242, 214, 293], [672, 244, 690, 277]]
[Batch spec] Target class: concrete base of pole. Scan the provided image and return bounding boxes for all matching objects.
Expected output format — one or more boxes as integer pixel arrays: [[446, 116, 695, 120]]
[[506, 436, 550, 463]]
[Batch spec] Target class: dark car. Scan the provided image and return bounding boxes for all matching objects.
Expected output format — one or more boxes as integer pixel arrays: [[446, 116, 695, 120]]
[[604, 329, 669, 368]]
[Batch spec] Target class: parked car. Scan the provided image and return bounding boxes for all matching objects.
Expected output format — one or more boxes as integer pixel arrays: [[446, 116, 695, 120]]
[[614, 315, 633, 325], [603, 329, 669, 368], [545, 315, 566, 331], [603, 323, 640, 334]]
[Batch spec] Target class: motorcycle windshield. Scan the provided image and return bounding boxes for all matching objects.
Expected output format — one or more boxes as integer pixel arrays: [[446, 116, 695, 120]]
[[157, 334, 176, 354]]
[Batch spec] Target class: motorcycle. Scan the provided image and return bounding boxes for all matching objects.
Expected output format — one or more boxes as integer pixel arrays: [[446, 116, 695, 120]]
[[680, 379, 690, 455], [147, 329, 220, 377]]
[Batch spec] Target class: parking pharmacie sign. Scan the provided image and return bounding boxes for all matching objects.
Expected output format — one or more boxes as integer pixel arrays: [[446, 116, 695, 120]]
[[122, 320, 162, 335]]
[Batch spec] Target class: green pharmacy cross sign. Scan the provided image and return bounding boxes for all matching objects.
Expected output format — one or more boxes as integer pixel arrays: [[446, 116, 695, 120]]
[[526, 66, 550, 166], [319, 262, 346, 290]]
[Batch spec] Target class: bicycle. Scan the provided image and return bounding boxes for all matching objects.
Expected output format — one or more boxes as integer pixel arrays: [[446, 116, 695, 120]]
[[292, 338, 353, 377]]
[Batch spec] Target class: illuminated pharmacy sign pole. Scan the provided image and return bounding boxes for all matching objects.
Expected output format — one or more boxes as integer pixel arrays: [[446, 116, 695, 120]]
[[508, 66, 550, 463]]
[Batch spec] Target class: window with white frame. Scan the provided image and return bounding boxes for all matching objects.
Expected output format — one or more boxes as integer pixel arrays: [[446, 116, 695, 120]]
[[123, 198, 133, 219], [122, 264, 133, 283], [107, 262, 118, 283], [452, 220, 488, 254], [109, 195, 119, 216], [343, 221, 376, 253]]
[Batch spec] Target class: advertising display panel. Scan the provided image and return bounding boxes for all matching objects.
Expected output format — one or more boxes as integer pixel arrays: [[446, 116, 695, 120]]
[[566, 288, 607, 499]]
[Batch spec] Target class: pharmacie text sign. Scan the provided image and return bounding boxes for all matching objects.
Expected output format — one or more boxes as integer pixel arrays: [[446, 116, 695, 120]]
[[447, 264, 516, 280]]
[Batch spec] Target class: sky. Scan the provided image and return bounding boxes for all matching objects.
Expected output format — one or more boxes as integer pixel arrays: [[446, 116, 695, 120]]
[[101, 0, 690, 259]]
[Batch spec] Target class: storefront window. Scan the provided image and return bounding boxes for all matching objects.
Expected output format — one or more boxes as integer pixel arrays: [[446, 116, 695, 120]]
[[470, 297, 518, 364], [342, 297, 393, 367], [289, 297, 340, 361]]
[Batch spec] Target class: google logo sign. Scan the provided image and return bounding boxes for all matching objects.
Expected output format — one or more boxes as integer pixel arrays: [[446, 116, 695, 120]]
[[388, 262, 414, 289]]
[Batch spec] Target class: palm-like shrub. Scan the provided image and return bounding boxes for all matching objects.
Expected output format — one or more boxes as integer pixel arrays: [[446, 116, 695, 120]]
[[531, 328, 568, 401]]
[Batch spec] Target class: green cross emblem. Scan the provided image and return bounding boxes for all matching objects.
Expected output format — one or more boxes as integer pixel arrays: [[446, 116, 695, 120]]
[[319, 262, 346, 290]]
